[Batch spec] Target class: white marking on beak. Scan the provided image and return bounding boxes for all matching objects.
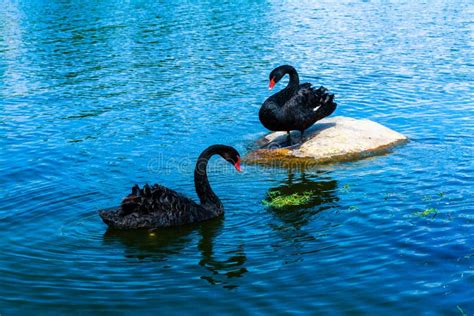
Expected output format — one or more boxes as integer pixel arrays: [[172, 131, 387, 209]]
[[313, 105, 321, 112]]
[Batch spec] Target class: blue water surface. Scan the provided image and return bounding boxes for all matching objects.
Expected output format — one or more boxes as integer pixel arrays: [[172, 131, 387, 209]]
[[1, 0, 473, 314]]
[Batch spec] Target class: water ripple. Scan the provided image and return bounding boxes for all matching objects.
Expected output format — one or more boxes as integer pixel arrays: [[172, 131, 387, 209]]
[[1, 0, 473, 314]]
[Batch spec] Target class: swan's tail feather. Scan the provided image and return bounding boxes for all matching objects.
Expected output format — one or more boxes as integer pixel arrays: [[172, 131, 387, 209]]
[[312, 86, 337, 120]]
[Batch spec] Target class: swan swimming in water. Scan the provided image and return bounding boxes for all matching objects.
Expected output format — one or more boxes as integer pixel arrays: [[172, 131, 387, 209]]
[[99, 145, 241, 229]]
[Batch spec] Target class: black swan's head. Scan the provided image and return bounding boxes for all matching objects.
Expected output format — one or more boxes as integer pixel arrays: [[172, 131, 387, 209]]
[[218, 145, 242, 172], [268, 65, 296, 90]]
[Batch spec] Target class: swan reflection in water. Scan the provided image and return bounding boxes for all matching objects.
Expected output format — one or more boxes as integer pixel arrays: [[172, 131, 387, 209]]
[[196, 220, 247, 290], [264, 169, 340, 263], [103, 217, 247, 289]]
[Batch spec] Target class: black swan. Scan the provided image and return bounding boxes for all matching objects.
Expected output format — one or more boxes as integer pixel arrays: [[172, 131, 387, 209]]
[[99, 145, 241, 229], [259, 65, 337, 145]]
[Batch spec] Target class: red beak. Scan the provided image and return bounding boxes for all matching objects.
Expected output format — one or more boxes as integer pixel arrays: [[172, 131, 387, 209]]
[[234, 157, 242, 172], [269, 78, 276, 90]]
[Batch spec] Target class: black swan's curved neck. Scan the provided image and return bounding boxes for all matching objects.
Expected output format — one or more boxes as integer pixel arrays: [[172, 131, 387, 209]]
[[282, 65, 299, 91], [194, 145, 224, 209]]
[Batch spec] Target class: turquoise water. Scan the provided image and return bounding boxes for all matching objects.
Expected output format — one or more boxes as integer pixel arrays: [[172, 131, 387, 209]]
[[1, 0, 473, 314]]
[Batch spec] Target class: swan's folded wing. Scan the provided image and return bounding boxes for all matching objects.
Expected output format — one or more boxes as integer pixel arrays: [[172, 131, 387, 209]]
[[312, 86, 337, 118], [283, 85, 314, 116], [283, 84, 337, 122], [121, 183, 199, 215]]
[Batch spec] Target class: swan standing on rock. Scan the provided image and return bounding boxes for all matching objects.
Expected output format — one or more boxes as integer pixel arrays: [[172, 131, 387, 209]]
[[259, 65, 337, 145], [99, 145, 241, 229]]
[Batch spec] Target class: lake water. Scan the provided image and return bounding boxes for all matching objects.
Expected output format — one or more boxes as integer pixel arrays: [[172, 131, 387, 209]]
[[1, 0, 473, 314]]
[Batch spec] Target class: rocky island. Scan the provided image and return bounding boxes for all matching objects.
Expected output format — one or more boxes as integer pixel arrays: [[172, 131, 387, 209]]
[[244, 116, 408, 166]]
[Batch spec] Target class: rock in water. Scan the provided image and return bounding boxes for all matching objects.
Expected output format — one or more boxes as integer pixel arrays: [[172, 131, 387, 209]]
[[245, 117, 408, 166]]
